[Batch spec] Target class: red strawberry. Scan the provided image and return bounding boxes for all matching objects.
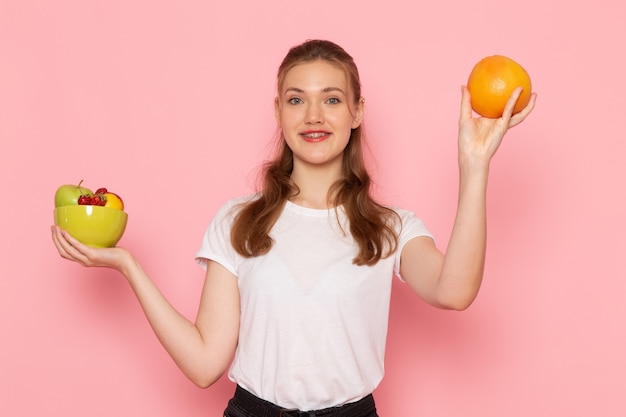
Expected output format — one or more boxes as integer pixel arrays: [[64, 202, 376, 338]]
[[95, 188, 108, 195], [78, 194, 92, 205], [91, 195, 105, 206]]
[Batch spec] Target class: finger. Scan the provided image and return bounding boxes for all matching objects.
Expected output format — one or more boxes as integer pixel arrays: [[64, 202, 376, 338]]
[[53, 228, 83, 262], [51, 226, 72, 259], [501, 86, 524, 122], [61, 229, 96, 265], [508, 92, 537, 128], [52, 226, 92, 266], [459, 85, 472, 125]]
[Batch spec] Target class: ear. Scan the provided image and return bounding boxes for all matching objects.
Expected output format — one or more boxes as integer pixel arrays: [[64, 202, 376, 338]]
[[274, 97, 281, 125], [351, 97, 365, 129]]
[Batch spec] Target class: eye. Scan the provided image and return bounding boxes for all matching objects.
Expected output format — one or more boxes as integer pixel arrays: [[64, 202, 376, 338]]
[[326, 97, 340, 104], [288, 97, 303, 105]]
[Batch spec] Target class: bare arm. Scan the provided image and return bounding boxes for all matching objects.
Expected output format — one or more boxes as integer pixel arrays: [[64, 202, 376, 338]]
[[400, 86, 537, 310], [51, 226, 239, 387]]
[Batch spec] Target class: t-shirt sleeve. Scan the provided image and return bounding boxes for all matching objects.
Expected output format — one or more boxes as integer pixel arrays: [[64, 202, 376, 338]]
[[194, 199, 241, 277], [393, 209, 435, 279]]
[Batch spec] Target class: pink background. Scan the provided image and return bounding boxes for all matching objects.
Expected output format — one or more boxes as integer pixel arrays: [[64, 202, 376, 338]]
[[2, 0, 625, 415]]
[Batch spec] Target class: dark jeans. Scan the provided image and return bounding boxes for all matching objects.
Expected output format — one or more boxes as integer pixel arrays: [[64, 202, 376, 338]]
[[223, 385, 379, 417]]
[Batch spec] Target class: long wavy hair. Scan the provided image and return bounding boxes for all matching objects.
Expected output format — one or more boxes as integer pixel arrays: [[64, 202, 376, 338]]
[[230, 39, 398, 266]]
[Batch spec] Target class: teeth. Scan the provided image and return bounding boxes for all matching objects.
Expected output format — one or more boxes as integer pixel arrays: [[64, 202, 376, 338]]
[[303, 132, 327, 138]]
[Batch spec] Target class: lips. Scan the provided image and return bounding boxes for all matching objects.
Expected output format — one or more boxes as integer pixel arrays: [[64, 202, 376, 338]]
[[300, 130, 331, 142]]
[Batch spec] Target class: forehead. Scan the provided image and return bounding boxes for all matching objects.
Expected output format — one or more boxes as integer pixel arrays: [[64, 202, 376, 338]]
[[280, 60, 349, 92]]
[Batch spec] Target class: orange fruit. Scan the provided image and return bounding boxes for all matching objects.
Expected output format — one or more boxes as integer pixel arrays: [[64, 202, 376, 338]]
[[467, 55, 532, 118], [103, 192, 124, 210]]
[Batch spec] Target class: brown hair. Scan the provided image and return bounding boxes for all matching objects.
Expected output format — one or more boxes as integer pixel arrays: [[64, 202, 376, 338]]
[[230, 39, 398, 266]]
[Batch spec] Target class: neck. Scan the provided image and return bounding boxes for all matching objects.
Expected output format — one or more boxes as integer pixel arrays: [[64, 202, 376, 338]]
[[290, 161, 343, 209]]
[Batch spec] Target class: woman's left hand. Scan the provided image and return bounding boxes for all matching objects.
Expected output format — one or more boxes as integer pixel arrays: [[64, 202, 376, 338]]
[[458, 86, 536, 167]]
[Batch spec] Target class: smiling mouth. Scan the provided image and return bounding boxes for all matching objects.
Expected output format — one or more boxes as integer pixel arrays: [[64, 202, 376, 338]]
[[300, 131, 331, 142]]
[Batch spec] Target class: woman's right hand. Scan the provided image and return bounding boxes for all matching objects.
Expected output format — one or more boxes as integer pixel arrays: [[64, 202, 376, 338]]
[[50, 224, 239, 387], [50, 225, 133, 273]]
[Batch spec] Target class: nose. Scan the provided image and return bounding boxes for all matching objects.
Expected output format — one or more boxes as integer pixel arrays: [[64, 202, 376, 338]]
[[305, 103, 323, 124]]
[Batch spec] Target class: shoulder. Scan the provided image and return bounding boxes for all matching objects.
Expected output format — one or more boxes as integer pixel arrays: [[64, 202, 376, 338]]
[[387, 206, 433, 241], [387, 206, 419, 225], [216, 193, 260, 217]]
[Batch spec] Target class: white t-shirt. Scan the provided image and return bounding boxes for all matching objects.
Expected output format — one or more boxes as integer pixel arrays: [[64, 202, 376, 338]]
[[195, 196, 433, 410]]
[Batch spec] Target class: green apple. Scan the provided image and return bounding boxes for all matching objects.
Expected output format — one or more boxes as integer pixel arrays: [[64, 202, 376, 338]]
[[54, 180, 93, 207]]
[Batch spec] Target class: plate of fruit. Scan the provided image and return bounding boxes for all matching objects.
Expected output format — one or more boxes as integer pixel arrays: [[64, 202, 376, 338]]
[[54, 180, 128, 248]]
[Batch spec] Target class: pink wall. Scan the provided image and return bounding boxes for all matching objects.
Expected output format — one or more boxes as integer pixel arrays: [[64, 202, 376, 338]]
[[2, 0, 625, 415]]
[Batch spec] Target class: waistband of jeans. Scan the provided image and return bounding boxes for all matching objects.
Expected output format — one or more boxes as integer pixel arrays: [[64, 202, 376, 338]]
[[232, 385, 377, 417]]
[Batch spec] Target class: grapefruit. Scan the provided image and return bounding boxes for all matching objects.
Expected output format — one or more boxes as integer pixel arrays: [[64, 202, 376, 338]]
[[467, 55, 532, 118]]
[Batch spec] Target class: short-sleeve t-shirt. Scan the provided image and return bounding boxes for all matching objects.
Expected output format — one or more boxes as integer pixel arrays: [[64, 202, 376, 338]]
[[195, 196, 433, 410]]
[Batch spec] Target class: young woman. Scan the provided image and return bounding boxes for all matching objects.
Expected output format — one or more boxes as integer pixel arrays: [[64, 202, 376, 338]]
[[51, 39, 536, 416]]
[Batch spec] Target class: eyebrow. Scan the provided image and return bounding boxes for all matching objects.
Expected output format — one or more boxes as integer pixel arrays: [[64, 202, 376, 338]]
[[283, 86, 346, 95]]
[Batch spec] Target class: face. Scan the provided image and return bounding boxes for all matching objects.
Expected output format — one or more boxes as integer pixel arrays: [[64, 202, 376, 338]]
[[275, 60, 364, 172]]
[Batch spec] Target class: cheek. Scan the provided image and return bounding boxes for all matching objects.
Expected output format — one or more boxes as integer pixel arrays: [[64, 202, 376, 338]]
[[278, 107, 299, 127]]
